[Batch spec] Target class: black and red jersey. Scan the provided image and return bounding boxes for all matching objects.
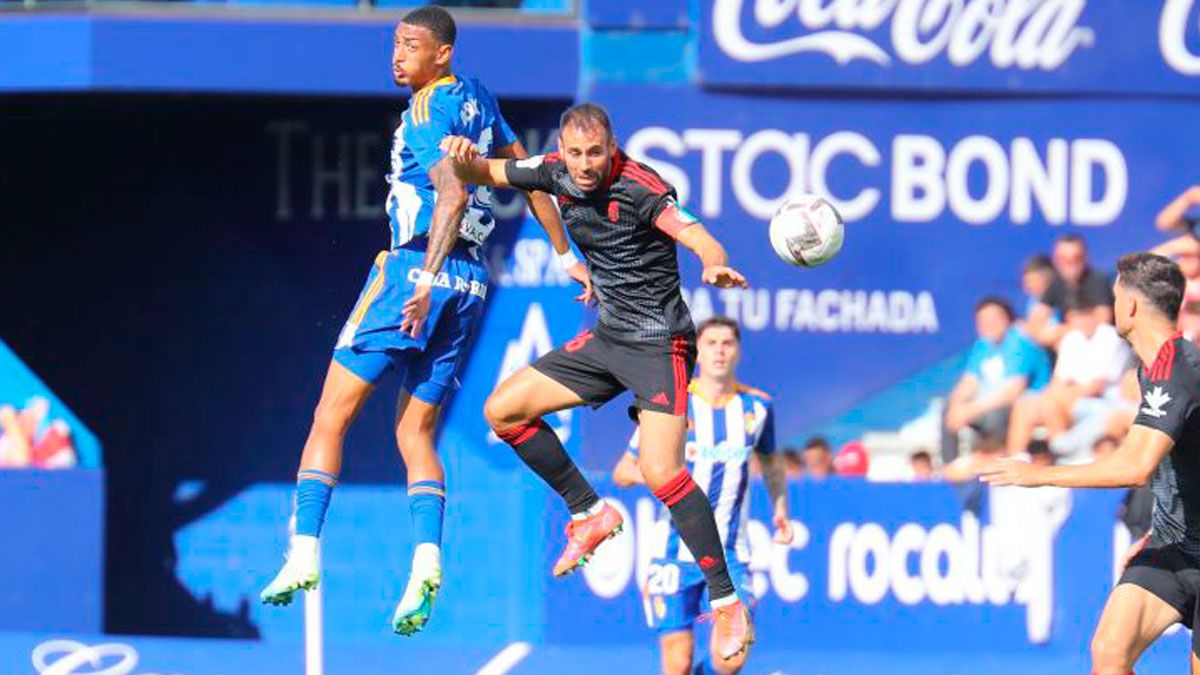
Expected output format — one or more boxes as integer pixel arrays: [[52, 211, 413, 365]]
[[1134, 333, 1200, 560], [505, 149, 694, 344]]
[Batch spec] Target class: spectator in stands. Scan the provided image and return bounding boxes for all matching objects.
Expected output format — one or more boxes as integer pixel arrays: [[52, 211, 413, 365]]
[[1152, 187, 1200, 311], [910, 450, 935, 481], [942, 433, 1006, 483], [1019, 254, 1057, 330], [833, 440, 869, 478], [1006, 294, 1130, 456], [1026, 235, 1114, 348], [1027, 439, 1054, 467], [802, 436, 834, 479], [942, 297, 1051, 464], [780, 448, 804, 479]]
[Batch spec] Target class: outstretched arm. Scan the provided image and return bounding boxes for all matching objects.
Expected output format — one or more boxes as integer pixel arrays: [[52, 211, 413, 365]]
[[442, 136, 512, 187], [979, 424, 1171, 488], [673, 220, 748, 289]]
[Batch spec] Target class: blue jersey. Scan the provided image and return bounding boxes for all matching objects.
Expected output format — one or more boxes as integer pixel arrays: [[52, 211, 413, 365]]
[[630, 382, 775, 565], [386, 74, 517, 249]]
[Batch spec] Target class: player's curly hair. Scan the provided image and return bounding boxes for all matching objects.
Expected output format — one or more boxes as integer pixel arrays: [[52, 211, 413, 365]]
[[403, 5, 457, 46], [1117, 252, 1184, 322]]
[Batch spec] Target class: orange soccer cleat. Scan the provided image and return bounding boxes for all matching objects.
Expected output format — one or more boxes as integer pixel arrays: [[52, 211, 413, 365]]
[[551, 502, 624, 577], [712, 598, 754, 661]]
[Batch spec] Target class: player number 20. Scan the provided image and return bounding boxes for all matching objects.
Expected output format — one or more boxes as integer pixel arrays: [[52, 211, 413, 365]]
[[647, 562, 681, 596]]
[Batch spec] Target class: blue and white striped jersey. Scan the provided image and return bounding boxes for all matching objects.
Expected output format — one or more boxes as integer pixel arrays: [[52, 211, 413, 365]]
[[387, 74, 517, 249], [630, 381, 776, 565]]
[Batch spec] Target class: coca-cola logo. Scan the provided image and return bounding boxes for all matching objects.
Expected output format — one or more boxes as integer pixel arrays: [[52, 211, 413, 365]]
[[1161, 0, 1200, 74], [711, 0, 1095, 69], [31, 639, 182, 675]]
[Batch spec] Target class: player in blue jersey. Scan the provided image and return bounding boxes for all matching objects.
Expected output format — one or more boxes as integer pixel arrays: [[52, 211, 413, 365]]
[[259, 6, 590, 637], [613, 317, 793, 675]]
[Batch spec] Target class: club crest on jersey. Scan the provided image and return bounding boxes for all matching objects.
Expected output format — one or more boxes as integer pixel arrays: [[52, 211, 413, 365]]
[[1142, 386, 1172, 418], [684, 441, 699, 461], [608, 201, 620, 223], [744, 411, 757, 435], [460, 98, 479, 125]]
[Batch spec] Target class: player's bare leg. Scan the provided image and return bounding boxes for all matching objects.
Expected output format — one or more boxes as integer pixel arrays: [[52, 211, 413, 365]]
[[638, 409, 753, 661], [1192, 652, 1200, 675], [392, 392, 446, 636], [261, 360, 374, 606], [659, 630, 694, 675], [1090, 584, 1182, 674], [485, 366, 622, 576]]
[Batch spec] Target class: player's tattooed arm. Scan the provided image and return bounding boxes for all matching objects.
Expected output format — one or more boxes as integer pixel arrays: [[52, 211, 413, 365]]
[[400, 158, 467, 338], [423, 157, 469, 277]]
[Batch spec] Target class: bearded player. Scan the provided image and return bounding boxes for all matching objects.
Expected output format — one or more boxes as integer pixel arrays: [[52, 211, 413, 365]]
[[259, 6, 589, 637], [983, 253, 1200, 674], [442, 102, 754, 660]]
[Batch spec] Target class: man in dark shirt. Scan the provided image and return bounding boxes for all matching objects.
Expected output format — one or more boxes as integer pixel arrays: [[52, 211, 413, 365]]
[[982, 252, 1200, 674], [1027, 234, 1115, 348], [442, 103, 753, 661]]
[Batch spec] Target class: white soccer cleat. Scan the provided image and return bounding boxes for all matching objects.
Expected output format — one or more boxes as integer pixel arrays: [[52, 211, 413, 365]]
[[392, 543, 442, 636], [260, 535, 320, 606]]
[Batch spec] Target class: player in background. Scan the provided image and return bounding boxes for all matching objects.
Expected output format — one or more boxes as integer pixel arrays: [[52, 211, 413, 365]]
[[259, 6, 590, 637], [981, 253, 1200, 674], [442, 103, 755, 660], [612, 316, 793, 675]]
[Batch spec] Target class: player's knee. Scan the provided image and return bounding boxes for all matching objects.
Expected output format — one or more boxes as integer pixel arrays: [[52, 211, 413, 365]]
[[661, 649, 692, 675], [311, 399, 354, 438], [639, 457, 681, 492], [483, 393, 519, 431], [1090, 631, 1134, 673]]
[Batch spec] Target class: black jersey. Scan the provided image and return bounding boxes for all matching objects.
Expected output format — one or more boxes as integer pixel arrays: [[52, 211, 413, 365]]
[[1133, 334, 1200, 560], [504, 150, 694, 344]]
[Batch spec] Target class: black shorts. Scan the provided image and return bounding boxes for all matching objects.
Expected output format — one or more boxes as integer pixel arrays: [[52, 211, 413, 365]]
[[532, 328, 696, 417], [1119, 543, 1200, 652]]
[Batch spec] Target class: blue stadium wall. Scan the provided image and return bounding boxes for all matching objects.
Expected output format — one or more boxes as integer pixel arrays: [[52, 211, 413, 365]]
[[4, 1, 1200, 672]]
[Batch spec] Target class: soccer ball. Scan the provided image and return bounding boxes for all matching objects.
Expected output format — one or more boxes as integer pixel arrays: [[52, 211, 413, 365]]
[[768, 195, 845, 267]]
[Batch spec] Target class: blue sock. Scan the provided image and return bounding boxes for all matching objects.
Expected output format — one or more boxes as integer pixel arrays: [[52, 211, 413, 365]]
[[408, 480, 446, 546], [294, 469, 337, 537]]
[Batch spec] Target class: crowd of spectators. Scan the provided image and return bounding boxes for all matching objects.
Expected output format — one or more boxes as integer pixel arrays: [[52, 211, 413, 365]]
[[768, 186, 1200, 487]]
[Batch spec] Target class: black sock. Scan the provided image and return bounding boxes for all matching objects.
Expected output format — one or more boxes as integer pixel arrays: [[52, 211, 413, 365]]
[[495, 419, 599, 514], [653, 468, 735, 601]]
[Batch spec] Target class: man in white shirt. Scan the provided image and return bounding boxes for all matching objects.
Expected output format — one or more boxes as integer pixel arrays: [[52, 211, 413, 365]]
[[1007, 295, 1130, 455]]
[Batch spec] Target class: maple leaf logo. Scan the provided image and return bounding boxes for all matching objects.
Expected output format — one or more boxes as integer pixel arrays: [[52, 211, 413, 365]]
[[1142, 386, 1172, 418]]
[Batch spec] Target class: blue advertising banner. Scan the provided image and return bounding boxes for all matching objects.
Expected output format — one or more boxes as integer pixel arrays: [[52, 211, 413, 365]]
[[698, 0, 1200, 94], [543, 478, 1192, 658], [587, 82, 1200, 456]]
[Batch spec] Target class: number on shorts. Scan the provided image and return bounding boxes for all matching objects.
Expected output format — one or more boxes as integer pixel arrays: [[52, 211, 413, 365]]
[[647, 562, 681, 596]]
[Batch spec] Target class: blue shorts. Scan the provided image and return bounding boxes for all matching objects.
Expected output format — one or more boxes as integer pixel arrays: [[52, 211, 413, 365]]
[[643, 556, 753, 635], [333, 244, 488, 405]]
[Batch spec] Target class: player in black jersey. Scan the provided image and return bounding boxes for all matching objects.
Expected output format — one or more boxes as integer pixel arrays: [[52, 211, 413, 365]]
[[442, 103, 753, 661], [982, 252, 1200, 674]]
